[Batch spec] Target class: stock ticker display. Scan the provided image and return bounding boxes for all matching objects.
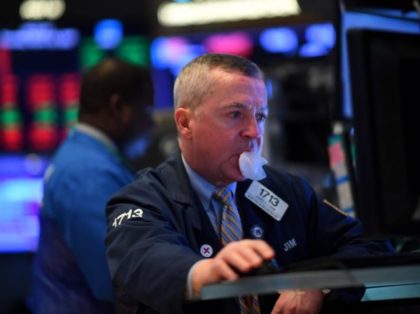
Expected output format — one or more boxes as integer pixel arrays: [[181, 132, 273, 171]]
[[0, 72, 80, 153], [0, 21, 149, 154]]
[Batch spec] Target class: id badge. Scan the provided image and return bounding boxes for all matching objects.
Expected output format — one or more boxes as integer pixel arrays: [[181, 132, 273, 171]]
[[245, 181, 288, 221]]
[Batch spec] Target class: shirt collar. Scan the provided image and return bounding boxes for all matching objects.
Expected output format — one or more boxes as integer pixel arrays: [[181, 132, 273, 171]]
[[74, 123, 118, 154], [181, 154, 237, 209]]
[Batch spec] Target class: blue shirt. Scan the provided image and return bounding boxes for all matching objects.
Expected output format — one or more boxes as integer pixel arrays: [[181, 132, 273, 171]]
[[182, 155, 236, 236]]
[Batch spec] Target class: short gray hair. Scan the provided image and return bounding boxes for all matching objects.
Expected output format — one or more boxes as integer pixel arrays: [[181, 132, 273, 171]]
[[173, 54, 264, 109]]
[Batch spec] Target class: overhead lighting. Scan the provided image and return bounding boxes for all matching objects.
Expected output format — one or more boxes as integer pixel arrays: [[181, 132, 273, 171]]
[[305, 23, 336, 49], [94, 19, 124, 50], [260, 27, 299, 53], [157, 0, 301, 27], [20, 0, 66, 21], [204, 32, 253, 57]]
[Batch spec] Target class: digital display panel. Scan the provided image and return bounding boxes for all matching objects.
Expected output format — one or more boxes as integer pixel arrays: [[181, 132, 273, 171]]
[[0, 154, 49, 252]]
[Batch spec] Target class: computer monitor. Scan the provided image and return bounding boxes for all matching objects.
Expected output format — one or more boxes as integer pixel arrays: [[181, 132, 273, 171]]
[[337, 1, 420, 119], [347, 29, 420, 237], [0, 154, 48, 252]]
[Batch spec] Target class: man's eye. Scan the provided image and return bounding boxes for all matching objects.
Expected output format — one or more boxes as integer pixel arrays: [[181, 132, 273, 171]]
[[256, 113, 267, 122], [229, 111, 242, 119]]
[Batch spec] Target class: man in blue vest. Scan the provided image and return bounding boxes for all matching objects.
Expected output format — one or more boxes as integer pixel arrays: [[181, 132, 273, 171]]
[[105, 54, 391, 314], [33, 58, 153, 314]]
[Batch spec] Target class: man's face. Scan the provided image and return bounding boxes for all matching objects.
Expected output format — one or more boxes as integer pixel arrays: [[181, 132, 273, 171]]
[[183, 69, 268, 186]]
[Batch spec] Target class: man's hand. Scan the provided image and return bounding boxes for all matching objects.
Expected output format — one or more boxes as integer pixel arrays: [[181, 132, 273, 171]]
[[191, 239, 274, 296], [271, 289, 325, 314]]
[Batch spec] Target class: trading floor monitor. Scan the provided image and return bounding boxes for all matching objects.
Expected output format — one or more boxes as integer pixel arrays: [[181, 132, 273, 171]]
[[348, 29, 420, 237]]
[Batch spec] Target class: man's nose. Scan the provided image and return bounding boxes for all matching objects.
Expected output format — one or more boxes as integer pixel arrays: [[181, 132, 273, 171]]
[[241, 117, 262, 139]]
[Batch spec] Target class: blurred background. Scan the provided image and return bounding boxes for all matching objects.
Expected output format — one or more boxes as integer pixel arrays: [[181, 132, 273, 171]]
[[1, 0, 420, 313]]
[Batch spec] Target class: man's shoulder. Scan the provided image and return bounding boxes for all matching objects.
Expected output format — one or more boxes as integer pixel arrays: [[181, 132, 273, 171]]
[[105, 155, 192, 223], [52, 133, 125, 170], [114, 154, 185, 199], [135, 153, 180, 181]]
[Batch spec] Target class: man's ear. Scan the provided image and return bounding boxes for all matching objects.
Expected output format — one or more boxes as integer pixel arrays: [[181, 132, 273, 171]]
[[109, 93, 121, 115], [174, 107, 193, 140], [109, 93, 130, 123]]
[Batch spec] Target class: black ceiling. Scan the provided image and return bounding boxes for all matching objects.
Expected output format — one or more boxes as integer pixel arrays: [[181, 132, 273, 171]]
[[0, 0, 158, 31], [342, 0, 417, 11], [0, 0, 344, 35]]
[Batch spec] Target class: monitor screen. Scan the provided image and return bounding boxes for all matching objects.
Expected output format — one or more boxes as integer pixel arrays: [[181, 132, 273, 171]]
[[0, 154, 48, 252], [338, 6, 419, 119], [0, 21, 149, 154], [347, 29, 420, 236]]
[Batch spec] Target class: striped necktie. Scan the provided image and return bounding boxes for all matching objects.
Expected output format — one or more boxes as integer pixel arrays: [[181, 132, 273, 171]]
[[213, 187, 261, 314]]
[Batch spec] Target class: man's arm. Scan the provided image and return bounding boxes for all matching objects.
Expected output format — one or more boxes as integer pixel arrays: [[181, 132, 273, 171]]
[[294, 174, 394, 258], [105, 185, 203, 314], [262, 172, 393, 313]]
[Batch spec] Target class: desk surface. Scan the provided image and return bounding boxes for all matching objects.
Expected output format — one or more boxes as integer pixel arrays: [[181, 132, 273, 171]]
[[200, 264, 420, 301]]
